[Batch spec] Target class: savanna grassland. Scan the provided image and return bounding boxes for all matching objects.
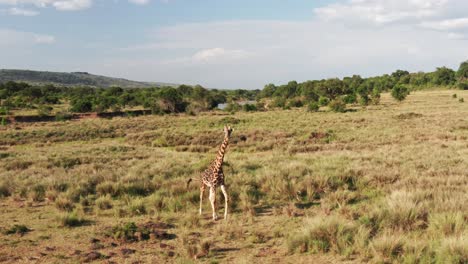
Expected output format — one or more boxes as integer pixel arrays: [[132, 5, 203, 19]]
[[0, 90, 467, 263]]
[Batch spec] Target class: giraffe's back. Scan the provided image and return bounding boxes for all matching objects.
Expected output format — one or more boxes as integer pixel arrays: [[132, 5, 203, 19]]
[[201, 166, 225, 187]]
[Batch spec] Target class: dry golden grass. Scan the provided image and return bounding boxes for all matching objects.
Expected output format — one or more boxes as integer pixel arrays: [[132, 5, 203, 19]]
[[0, 90, 467, 263]]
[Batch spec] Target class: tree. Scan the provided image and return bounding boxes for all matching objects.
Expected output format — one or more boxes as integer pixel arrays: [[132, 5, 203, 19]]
[[391, 70, 410, 82], [70, 98, 93, 112], [259, 84, 277, 99], [157, 87, 185, 113], [456, 60, 468, 80], [391, 84, 410, 101], [433, 67, 456, 85], [300, 81, 319, 101]]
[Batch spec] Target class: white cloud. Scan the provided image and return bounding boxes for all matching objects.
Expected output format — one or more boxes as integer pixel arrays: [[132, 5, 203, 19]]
[[34, 34, 55, 43], [192, 48, 250, 63], [128, 0, 149, 5], [420, 17, 468, 30], [7, 7, 39, 15], [314, 0, 447, 25], [108, 18, 467, 89], [52, 0, 91, 11], [0, 0, 91, 11]]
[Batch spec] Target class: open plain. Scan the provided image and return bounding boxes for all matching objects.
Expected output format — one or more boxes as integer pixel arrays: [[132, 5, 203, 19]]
[[0, 90, 467, 263]]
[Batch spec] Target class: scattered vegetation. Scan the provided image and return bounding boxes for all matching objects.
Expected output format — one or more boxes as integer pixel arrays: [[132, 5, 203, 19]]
[[0, 90, 466, 263]]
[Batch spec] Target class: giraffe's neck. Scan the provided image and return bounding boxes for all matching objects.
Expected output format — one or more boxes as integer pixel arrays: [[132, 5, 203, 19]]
[[213, 135, 229, 173]]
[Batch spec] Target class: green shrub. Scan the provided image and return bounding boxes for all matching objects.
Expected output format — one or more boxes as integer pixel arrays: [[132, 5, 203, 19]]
[[224, 102, 241, 113], [270, 97, 286, 108], [452, 94, 457, 98], [70, 98, 93, 113], [458, 81, 468, 90], [391, 85, 410, 101], [242, 103, 257, 112], [1, 117, 6, 126], [329, 99, 346, 113], [318, 96, 330, 106], [286, 99, 303, 108], [307, 102, 320, 112], [343, 93, 357, 104], [110, 222, 150, 242], [459, 98, 464, 103]]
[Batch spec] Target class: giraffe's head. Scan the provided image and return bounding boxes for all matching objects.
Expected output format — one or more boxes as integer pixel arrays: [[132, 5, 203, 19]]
[[224, 125, 233, 137]]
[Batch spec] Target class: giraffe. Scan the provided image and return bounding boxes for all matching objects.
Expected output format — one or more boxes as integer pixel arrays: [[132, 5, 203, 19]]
[[187, 125, 233, 220]]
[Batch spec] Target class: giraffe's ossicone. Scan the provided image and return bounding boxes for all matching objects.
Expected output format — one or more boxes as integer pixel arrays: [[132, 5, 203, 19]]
[[187, 125, 233, 220]]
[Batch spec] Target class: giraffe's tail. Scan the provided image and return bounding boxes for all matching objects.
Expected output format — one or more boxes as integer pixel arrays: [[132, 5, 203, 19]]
[[186, 178, 193, 189]]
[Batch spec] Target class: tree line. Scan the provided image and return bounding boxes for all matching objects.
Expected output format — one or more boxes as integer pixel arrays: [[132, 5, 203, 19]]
[[253, 60, 467, 112], [0, 61, 466, 116], [0, 83, 258, 116]]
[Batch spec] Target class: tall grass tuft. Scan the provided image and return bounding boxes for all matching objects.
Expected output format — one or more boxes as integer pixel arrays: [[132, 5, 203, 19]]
[[288, 215, 357, 256]]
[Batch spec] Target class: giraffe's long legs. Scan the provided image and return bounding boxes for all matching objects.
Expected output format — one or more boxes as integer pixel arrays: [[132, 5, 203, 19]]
[[209, 187, 218, 220], [220, 185, 229, 220], [199, 185, 205, 215]]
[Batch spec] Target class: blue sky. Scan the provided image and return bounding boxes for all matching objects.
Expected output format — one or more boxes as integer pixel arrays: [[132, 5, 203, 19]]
[[1, 0, 468, 89]]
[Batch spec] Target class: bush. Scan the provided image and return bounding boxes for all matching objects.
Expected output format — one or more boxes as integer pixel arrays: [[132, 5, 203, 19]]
[[452, 94, 457, 98], [224, 102, 241, 113], [286, 99, 303, 108], [110, 222, 150, 242], [343, 93, 357, 104], [329, 99, 346, 113], [307, 102, 320, 112], [391, 85, 410, 101], [458, 81, 468, 90], [242, 104, 257, 112], [459, 98, 464, 103], [270, 97, 286, 108], [318, 96, 330, 106], [70, 98, 93, 113]]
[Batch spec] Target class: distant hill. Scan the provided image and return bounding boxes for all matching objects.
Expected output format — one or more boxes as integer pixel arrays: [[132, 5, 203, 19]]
[[0, 69, 178, 88]]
